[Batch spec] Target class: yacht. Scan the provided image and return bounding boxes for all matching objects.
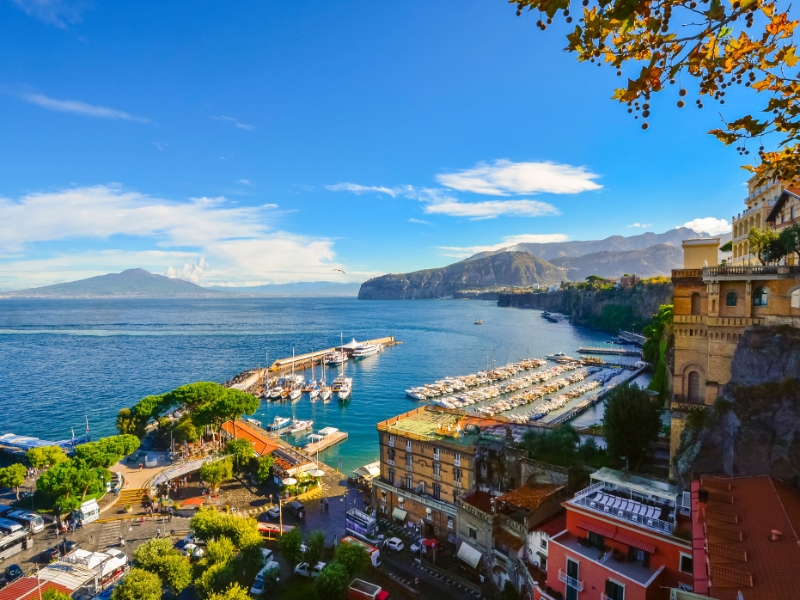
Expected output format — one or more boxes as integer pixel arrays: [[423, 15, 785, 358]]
[[268, 416, 291, 431], [308, 358, 319, 399], [351, 343, 381, 359], [546, 352, 568, 361], [323, 351, 348, 365], [289, 386, 302, 401], [288, 419, 313, 434], [337, 377, 353, 401], [319, 360, 332, 402], [309, 384, 320, 400]]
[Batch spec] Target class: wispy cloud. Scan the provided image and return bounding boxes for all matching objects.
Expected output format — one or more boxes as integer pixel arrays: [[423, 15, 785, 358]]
[[436, 160, 602, 196], [211, 116, 254, 130], [681, 217, 731, 236], [20, 92, 149, 123], [11, 0, 91, 28], [627, 222, 653, 228], [423, 197, 559, 220], [408, 218, 432, 225], [324, 183, 412, 197], [238, 179, 253, 186], [436, 233, 569, 259], [153, 142, 169, 151]]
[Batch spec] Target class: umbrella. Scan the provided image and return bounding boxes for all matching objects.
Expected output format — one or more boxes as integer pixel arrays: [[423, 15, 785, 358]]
[[309, 469, 325, 478], [281, 478, 297, 486]]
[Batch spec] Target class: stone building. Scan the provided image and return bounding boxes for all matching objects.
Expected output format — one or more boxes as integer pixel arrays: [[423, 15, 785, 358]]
[[730, 176, 785, 265]]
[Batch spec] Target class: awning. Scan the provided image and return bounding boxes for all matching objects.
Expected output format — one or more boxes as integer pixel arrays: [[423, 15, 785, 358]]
[[422, 538, 439, 548], [457, 542, 482, 569], [614, 531, 656, 554], [577, 520, 616, 539], [392, 507, 407, 522]]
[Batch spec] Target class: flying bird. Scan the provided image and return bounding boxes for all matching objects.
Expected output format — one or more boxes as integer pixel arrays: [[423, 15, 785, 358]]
[[333, 269, 346, 274]]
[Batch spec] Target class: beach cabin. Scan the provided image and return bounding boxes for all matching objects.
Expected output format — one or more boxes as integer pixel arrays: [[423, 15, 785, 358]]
[[72, 499, 101, 525]]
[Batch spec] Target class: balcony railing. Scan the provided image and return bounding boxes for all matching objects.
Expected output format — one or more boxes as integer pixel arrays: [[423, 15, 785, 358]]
[[374, 478, 457, 516], [387, 459, 395, 467], [704, 265, 800, 277], [558, 570, 584, 592], [571, 493, 676, 534]]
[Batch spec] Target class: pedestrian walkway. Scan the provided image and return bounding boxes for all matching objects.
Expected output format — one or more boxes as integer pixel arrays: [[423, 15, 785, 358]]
[[97, 521, 121, 550], [115, 488, 148, 508]]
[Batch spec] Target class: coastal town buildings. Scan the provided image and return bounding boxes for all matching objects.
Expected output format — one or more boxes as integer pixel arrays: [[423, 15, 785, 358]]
[[668, 237, 800, 471], [730, 176, 786, 265], [689, 474, 800, 600], [534, 468, 694, 600], [766, 187, 800, 257]]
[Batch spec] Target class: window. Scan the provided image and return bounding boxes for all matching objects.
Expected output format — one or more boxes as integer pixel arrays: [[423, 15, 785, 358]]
[[454, 468, 462, 483], [447, 517, 453, 530], [433, 462, 441, 476], [418, 482, 425, 495], [406, 454, 413, 468], [388, 435, 395, 447], [605, 580, 625, 600], [454, 454, 462, 467], [388, 447, 395, 460], [433, 483, 441, 500], [680, 553, 694, 574], [381, 490, 387, 500], [469, 526, 477, 540], [753, 286, 769, 306], [587, 532, 604, 549], [691, 292, 701, 315], [388, 469, 395, 484], [688, 371, 701, 402], [540, 538, 547, 549], [628, 547, 650, 568], [406, 440, 412, 451], [433, 448, 440, 461], [565, 559, 580, 600], [791, 289, 800, 309], [405, 475, 413, 489], [726, 291, 738, 307]]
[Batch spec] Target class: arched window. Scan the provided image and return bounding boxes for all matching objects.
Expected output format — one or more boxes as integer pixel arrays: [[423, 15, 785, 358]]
[[688, 371, 701, 402], [726, 292, 738, 307], [691, 293, 701, 315], [753, 287, 769, 307]]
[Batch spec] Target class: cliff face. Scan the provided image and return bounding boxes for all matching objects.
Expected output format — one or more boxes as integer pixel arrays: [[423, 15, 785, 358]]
[[674, 326, 800, 486], [548, 244, 683, 280], [357, 251, 566, 299], [497, 283, 673, 333]]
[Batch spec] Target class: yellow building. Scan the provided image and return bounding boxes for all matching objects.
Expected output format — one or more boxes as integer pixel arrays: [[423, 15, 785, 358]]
[[730, 176, 785, 265]]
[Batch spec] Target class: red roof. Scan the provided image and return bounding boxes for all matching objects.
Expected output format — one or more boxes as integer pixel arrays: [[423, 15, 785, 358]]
[[613, 530, 656, 554], [221, 420, 281, 456], [535, 512, 567, 537], [0, 579, 73, 600]]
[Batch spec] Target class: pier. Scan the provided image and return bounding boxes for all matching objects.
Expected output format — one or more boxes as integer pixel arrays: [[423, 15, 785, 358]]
[[306, 428, 348, 454], [577, 346, 642, 357], [548, 366, 647, 425]]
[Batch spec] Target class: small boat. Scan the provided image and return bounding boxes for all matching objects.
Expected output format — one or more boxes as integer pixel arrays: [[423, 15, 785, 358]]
[[245, 417, 262, 428], [309, 385, 320, 400], [474, 317, 483, 325], [288, 419, 313, 434], [323, 351, 348, 365], [352, 343, 381, 359], [319, 360, 332, 402], [268, 416, 291, 431], [289, 387, 302, 401], [546, 352, 568, 361]]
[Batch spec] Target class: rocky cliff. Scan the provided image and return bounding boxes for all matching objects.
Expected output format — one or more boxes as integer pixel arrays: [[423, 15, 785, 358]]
[[548, 244, 683, 280], [674, 326, 800, 487], [358, 251, 566, 300]]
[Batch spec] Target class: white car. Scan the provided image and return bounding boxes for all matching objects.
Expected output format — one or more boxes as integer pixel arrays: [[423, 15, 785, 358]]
[[410, 539, 425, 554], [183, 533, 206, 546], [385, 537, 404, 552], [261, 548, 274, 564], [294, 561, 326, 578], [183, 543, 205, 560], [250, 561, 280, 595]]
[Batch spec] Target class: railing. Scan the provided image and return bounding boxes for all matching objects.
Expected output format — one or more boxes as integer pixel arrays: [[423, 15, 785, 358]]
[[572, 480, 605, 501], [704, 265, 800, 277], [558, 570, 584, 592], [374, 479, 458, 516], [571, 493, 675, 535], [672, 269, 703, 278], [674, 315, 705, 323]]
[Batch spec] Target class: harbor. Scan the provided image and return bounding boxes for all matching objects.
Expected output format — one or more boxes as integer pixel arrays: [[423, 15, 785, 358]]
[[305, 427, 349, 455], [578, 346, 642, 357]]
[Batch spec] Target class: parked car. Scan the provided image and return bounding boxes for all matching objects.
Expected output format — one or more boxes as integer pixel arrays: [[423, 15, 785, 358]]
[[410, 539, 424, 554], [284, 501, 305, 519], [182, 533, 206, 546], [250, 561, 281, 595], [261, 548, 274, 564], [266, 506, 280, 520], [294, 561, 326, 578], [384, 538, 404, 552], [183, 543, 205, 560], [4, 565, 23, 585]]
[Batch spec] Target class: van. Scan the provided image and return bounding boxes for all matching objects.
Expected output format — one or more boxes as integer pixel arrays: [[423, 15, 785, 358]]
[[249, 561, 280, 595], [71, 499, 101, 525], [284, 501, 304, 518], [0, 518, 24, 536], [6, 511, 45, 534]]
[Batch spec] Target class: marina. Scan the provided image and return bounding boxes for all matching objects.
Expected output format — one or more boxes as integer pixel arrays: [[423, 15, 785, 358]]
[[577, 346, 642, 357], [305, 427, 348, 454]]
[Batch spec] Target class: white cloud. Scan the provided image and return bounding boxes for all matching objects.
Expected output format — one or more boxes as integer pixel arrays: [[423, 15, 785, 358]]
[[153, 142, 169, 151], [0, 185, 349, 290], [210, 116, 254, 130], [435, 160, 602, 196], [11, 0, 90, 28], [436, 233, 569, 259], [20, 93, 149, 123], [681, 217, 731, 236], [238, 179, 253, 186], [423, 198, 559, 220], [627, 222, 653, 228], [325, 183, 411, 197], [408, 218, 432, 225]]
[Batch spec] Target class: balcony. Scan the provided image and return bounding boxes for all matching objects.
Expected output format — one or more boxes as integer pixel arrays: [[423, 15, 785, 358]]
[[405, 462, 413, 472], [570, 490, 676, 535], [703, 265, 800, 280], [671, 395, 709, 411], [558, 569, 584, 592], [387, 459, 395, 467], [553, 533, 662, 587], [432, 473, 442, 481], [374, 478, 457, 516]]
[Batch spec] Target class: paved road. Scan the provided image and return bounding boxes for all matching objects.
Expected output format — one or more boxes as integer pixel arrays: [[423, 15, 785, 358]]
[[381, 554, 486, 600]]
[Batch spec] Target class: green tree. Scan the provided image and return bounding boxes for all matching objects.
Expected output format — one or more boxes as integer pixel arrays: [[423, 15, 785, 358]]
[[173, 414, 200, 445], [42, 589, 72, 600], [256, 454, 275, 484], [314, 562, 350, 599], [206, 584, 252, 600], [748, 227, 780, 265], [196, 562, 235, 600], [303, 530, 326, 568], [204, 537, 237, 567], [167, 382, 229, 412], [720, 240, 733, 253], [0, 463, 27, 499], [603, 384, 662, 471], [333, 542, 370, 578], [132, 538, 193, 595], [225, 439, 255, 472], [37, 458, 109, 507], [111, 568, 163, 600], [75, 435, 140, 469], [116, 407, 147, 437], [503, 581, 519, 600], [279, 527, 303, 567], [776, 223, 800, 263], [27, 446, 67, 470], [200, 458, 234, 492]]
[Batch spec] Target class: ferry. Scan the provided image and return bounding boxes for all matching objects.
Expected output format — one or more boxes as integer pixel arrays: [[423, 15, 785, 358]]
[[351, 343, 381, 359], [268, 416, 291, 431]]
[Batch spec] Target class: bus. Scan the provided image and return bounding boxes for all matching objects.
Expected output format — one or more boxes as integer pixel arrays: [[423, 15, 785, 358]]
[[345, 508, 378, 541], [0, 518, 24, 536], [7, 510, 45, 534], [0, 530, 28, 561], [341, 536, 381, 567], [257, 522, 295, 540]]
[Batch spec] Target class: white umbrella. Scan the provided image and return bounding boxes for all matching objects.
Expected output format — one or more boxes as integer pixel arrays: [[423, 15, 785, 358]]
[[281, 478, 297, 486], [309, 469, 326, 478]]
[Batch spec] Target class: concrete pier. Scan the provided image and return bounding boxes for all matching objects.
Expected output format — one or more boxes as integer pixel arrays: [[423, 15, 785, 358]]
[[577, 346, 642, 357]]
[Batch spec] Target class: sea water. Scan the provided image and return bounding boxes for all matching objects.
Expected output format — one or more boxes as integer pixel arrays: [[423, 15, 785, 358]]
[[0, 297, 631, 471]]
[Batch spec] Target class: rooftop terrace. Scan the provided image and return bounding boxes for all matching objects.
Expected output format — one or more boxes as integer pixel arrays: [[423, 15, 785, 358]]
[[377, 406, 503, 448]]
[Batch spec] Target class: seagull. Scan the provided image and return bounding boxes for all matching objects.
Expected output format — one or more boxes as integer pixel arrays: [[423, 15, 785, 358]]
[[333, 269, 346, 274]]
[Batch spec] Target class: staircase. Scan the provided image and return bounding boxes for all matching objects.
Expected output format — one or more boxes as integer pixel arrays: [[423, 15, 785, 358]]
[[115, 488, 149, 508]]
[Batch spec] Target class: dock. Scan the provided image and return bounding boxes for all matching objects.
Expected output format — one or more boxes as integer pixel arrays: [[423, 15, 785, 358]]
[[548, 366, 647, 425], [306, 428, 348, 454], [577, 346, 642, 357]]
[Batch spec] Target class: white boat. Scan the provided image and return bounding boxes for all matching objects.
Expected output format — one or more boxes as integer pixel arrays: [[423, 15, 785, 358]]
[[269, 386, 282, 400], [289, 387, 302, 401], [337, 377, 352, 401], [323, 351, 348, 365], [288, 419, 313, 434], [546, 352, 568, 361], [352, 343, 381, 359], [319, 360, 332, 402], [309, 385, 320, 400], [268, 416, 291, 431]]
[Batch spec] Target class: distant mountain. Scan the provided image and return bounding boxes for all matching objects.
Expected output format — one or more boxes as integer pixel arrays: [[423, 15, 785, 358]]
[[206, 281, 361, 296], [358, 251, 567, 299], [466, 227, 709, 262], [1, 268, 226, 298], [549, 244, 684, 280]]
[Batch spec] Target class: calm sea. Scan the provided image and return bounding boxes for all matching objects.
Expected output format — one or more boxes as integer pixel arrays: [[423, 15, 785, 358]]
[[0, 298, 627, 471]]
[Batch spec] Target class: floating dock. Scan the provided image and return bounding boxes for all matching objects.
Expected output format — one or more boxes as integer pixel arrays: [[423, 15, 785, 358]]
[[577, 347, 642, 357], [305, 428, 348, 454], [548, 366, 647, 425]]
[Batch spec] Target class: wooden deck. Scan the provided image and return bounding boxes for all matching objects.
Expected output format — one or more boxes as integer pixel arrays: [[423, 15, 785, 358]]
[[305, 431, 348, 454]]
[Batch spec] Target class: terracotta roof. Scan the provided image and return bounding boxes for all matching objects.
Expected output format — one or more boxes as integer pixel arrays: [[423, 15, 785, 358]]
[[536, 512, 567, 537], [494, 527, 525, 552], [498, 483, 563, 513], [0, 579, 73, 600], [221, 420, 281, 456], [693, 475, 800, 600], [462, 490, 493, 513]]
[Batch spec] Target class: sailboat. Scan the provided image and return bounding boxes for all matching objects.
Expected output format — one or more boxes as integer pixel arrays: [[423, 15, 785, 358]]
[[288, 348, 302, 401], [334, 337, 353, 402], [319, 360, 332, 402], [309, 352, 320, 400]]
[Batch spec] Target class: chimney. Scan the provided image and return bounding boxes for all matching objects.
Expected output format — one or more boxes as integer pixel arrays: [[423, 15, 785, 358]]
[[769, 529, 783, 542]]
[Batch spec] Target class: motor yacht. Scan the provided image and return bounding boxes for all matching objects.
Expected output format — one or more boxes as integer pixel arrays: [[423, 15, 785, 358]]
[[268, 416, 291, 431], [288, 419, 313, 434], [323, 351, 348, 365], [289, 387, 302, 401], [351, 343, 381, 359], [337, 377, 352, 401]]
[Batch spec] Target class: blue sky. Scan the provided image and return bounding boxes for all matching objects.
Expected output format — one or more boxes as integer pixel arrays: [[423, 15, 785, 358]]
[[0, 0, 751, 290]]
